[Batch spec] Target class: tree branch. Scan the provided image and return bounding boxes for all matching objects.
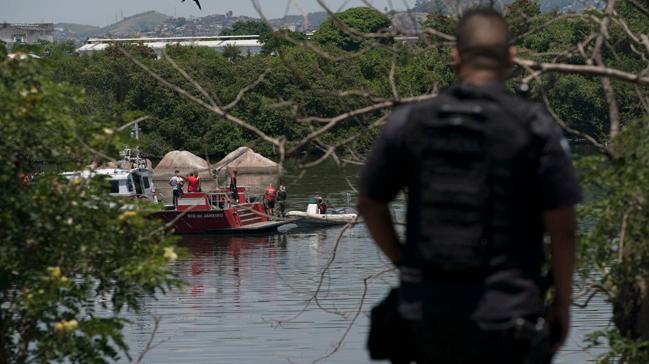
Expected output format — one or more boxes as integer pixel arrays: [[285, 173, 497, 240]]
[[289, 93, 436, 154], [223, 68, 271, 111], [514, 58, 649, 85], [117, 46, 285, 157]]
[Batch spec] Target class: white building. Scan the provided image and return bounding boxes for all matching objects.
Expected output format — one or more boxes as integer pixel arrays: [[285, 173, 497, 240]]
[[0, 23, 54, 47], [76, 35, 262, 57]]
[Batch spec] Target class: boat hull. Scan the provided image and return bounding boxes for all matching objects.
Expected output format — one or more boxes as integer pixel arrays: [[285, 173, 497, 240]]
[[285, 211, 358, 226], [152, 201, 291, 234], [153, 210, 293, 234]]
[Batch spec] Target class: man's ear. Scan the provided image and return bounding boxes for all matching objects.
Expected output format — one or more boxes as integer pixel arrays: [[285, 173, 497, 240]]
[[508, 46, 517, 66], [451, 48, 461, 67]]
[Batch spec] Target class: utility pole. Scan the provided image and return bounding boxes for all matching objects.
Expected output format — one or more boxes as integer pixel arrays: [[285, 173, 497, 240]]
[[132, 120, 140, 140]]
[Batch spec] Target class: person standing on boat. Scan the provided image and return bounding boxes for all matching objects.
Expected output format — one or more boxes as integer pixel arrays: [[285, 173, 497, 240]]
[[169, 170, 185, 207], [317, 197, 327, 214], [263, 183, 276, 217], [229, 168, 239, 203], [187, 171, 201, 193], [357, 8, 581, 364], [276, 184, 287, 217]]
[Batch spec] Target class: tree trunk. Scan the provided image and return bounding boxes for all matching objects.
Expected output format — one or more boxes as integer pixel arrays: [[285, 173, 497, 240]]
[[614, 278, 649, 340]]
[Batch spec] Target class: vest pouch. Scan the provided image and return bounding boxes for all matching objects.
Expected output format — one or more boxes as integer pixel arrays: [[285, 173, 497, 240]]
[[422, 175, 487, 208], [418, 224, 486, 271]]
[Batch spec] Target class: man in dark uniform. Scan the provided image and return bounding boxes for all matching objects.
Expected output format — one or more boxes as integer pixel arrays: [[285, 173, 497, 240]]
[[277, 184, 288, 217], [229, 168, 239, 203], [358, 8, 581, 363]]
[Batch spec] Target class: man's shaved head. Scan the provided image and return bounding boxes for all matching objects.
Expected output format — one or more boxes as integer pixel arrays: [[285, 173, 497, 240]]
[[455, 8, 511, 75]]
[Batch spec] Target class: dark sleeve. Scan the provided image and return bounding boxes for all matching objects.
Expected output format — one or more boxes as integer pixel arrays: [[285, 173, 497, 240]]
[[358, 106, 411, 202], [532, 106, 583, 210]]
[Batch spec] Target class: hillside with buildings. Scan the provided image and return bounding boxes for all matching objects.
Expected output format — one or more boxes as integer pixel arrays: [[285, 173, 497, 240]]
[[102, 10, 170, 36], [53, 10, 331, 43], [54, 11, 170, 43]]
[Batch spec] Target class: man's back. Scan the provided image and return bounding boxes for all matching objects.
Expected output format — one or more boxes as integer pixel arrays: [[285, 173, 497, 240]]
[[277, 189, 287, 202], [361, 83, 582, 321], [169, 176, 179, 189]]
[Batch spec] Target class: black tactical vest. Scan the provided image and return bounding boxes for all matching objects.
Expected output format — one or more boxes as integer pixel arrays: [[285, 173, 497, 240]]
[[403, 86, 544, 275]]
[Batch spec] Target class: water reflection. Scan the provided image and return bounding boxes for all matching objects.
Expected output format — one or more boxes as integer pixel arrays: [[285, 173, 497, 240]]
[[119, 226, 392, 363], [119, 228, 610, 364]]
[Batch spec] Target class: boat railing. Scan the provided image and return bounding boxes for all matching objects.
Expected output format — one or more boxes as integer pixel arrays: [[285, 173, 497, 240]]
[[175, 191, 263, 213]]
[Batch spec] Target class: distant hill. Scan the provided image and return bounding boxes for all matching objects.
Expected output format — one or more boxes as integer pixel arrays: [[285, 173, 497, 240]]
[[55, 11, 170, 42], [55, 23, 99, 35], [97, 10, 170, 36], [272, 11, 328, 29]]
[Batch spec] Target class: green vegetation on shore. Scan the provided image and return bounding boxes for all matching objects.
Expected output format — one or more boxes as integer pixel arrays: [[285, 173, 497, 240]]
[[16, 3, 642, 163], [0, 48, 182, 363]]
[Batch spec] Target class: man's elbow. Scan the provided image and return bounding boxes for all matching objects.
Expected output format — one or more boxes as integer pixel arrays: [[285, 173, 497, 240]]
[[543, 206, 578, 244]]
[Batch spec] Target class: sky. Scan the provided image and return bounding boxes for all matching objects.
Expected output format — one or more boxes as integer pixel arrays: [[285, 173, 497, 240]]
[[0, 0, 409, 27]]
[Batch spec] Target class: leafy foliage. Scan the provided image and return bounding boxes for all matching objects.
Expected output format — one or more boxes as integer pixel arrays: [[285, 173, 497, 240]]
[[313, 7, 391, 51], [577, 119, 649, 361], [220, 20, 271, 36], [0, 54, 182, 363]]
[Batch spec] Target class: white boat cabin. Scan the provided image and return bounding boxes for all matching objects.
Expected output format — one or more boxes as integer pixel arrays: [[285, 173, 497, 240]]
[[62, 167, 157, 201]]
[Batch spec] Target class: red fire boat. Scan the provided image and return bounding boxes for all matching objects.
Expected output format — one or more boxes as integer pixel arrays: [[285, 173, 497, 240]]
[[152, 188, 293, 234]]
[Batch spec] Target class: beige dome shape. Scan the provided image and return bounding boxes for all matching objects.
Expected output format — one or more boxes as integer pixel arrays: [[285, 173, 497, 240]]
[[212, 147, 280, 198], [212, 147, 281, 177], [154, 150, 212, 178]]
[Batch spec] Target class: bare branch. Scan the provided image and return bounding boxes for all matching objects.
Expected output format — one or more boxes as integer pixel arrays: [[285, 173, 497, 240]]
[[133, 315, 161, 364], [572, 285, 608, 308], [627, 0, 649, 18], [619, 206, 632, 261], [117, 46, 285, 157], [271, 222, 359, 325], [600, 72, 621, 140], [512, 13, 590, 43], [289, 93, 437, 155], [309, 267, 394, 364], [163, 52, 220, 107], [389, 45, 400, 101], [540, 92, 610, 155], [300, 146, 336, 169], [514, 58, 649, 86], [590, 0, 615, 65], [116, 116, 151, 132], [223, 68, 271, 111]]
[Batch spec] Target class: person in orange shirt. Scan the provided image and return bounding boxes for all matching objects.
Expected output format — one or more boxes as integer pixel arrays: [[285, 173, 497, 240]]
[[186, 171, 201, 192], [263, 183, 276, 217]]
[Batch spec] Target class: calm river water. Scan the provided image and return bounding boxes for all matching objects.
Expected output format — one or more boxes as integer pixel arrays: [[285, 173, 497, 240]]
[[120, 163, 611, 363]]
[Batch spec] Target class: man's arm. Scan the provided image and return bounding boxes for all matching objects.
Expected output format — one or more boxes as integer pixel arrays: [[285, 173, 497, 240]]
[[543, 206, 577, 350], [357, 195, 402, 265], [357, 106, 411, 265]]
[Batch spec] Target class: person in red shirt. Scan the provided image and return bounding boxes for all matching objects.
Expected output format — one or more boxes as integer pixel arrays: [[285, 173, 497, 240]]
[[263, 183, 276, 217], [186, 171, 201, 192]]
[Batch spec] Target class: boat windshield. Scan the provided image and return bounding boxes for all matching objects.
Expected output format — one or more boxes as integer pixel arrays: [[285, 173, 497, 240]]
[[131, 173, 144, 195], [110, 180, 120, 194]]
